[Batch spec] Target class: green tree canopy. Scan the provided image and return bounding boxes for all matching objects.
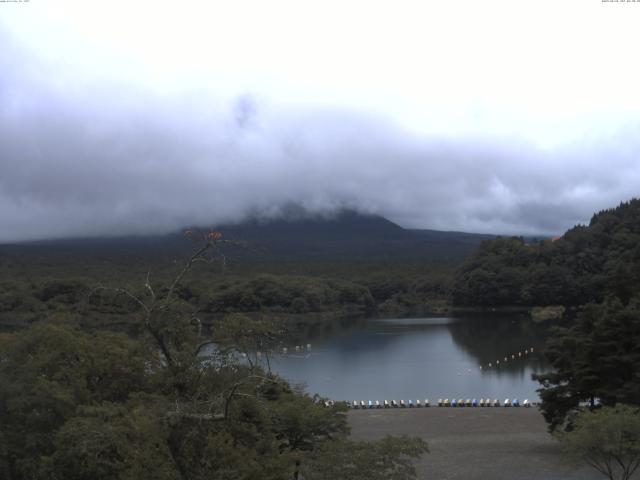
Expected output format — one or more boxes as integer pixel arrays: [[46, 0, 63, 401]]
[[0, 236, 428, 480], [453, 198, 640, 308], [535, 298, 640, 431], [556, 405, 640, 480]]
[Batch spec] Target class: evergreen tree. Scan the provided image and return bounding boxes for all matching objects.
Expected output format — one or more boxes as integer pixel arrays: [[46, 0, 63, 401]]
[[453, 198, 640, 308], [535, 298, 640, 431]]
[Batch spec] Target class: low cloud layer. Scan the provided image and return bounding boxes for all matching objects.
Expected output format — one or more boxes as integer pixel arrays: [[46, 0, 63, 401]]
[[1, 24, 639, 243]]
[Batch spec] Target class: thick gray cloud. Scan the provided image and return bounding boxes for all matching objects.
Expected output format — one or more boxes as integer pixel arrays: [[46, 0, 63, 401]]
[[1, 30, 639, 243]]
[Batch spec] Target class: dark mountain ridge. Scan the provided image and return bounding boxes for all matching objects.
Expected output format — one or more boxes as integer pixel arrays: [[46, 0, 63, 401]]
[[1, 210, 496, 264]]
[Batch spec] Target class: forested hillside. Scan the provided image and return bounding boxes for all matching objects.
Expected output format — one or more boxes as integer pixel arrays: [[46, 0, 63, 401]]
[[1, 210, 494, 265], [452, 199, 640, 307], [451, 199, 640, 432], [0, 211, 475, 330], [0, 236, 429, 480]]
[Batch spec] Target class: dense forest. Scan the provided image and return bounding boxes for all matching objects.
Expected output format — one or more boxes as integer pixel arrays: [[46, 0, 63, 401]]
[[0, 266, 454, 333], [450, 199, 640, 433], [3, 200, 640, 478], [0, 211, 469, 331], [452, 199, 640, 308], [0, 212, 494, 479], [0, 235, 429, 480]]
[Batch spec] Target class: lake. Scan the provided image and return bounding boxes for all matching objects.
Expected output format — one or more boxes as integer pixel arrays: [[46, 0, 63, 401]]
[[269, 316, 550, 402]]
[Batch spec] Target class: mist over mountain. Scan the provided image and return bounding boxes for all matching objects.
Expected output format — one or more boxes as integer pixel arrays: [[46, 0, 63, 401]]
[[2, 4, 640, 243], [0, 209, 496, 264]]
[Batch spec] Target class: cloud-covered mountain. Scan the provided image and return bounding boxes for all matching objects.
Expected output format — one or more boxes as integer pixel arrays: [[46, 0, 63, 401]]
[[1, 4, 639, 242]]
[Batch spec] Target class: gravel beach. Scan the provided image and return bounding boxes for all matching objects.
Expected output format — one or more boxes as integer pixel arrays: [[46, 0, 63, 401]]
[[348, 407, 608, 480]]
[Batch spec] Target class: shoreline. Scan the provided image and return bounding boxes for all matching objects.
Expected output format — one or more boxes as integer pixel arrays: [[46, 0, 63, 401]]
[[348, 408, 602, 480]]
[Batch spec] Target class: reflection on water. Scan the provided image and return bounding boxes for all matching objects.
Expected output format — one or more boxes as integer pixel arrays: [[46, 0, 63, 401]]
[[269, 316, 549, 401]]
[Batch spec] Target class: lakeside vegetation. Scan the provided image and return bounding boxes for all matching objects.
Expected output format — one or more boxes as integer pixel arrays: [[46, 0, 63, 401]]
[[452, 199, 640, 309], [0, 211, 494, 333], [452, 200, 640, 430], [4, 198, 639, 333], [0, 235, 429, 480], [2, 201, 640, 478], [0, 259, 456, 335]]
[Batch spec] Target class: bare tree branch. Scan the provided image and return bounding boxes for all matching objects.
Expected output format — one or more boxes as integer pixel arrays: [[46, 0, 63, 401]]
[[163, 241, 214, 311], [145, 269, 156, 301]]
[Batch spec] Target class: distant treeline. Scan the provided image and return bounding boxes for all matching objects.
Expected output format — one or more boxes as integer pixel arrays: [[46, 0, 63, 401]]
[[452, 199, 640, 307], [0, 265, 454, 331], [0, 210, 488, 330]]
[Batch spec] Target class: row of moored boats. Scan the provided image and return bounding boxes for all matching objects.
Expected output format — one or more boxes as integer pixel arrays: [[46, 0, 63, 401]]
[[344, 398, 532, 408]]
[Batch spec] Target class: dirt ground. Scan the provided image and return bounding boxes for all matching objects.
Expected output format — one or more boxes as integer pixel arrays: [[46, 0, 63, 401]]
[[348, 407, 609, 480]]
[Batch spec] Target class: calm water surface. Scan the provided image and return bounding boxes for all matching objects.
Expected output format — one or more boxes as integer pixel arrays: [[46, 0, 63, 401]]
[[269, 316, 549, 402]]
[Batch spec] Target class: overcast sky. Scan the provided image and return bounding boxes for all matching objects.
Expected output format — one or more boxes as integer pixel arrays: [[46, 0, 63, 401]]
[[1, 0, 639, 242]]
